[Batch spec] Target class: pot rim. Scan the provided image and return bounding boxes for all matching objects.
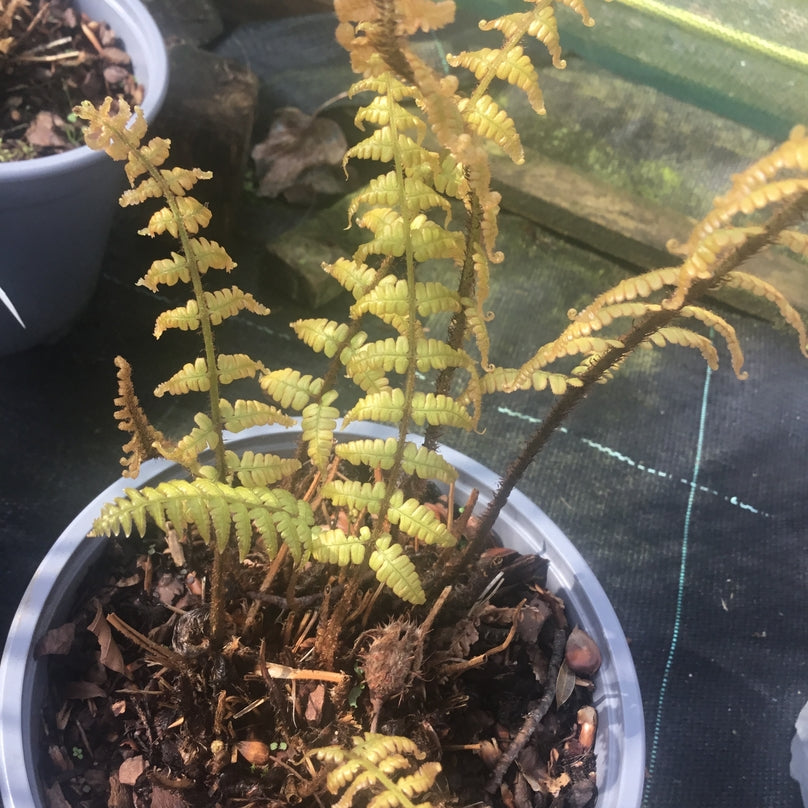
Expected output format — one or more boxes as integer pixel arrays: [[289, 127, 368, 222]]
[[0, 422, 645, 808]]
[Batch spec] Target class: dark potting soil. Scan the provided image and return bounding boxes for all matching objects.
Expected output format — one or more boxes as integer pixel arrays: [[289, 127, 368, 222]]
[[0, 0, 143, 162], [36, 495, 599, 808]]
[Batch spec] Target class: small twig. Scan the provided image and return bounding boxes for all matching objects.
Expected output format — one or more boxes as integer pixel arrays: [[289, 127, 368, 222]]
[[80, 20, 103, 54], [485, 628, 567, 794], [244, 542, 289, 634], [261, 661, 349, 685], [107, 612, 188, 671], [18, 48, 81, 63]]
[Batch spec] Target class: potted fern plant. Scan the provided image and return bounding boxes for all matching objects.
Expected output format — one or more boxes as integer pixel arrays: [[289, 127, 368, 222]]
[[0, 0, 168, 356], [2, 1, 808, 807]]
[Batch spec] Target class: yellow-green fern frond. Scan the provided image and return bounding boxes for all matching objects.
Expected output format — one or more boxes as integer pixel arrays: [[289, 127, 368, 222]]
[[156, 412, 219, 472], [722, 271, 808, 357], [323, 479, 389, 516], [348, 173, 453, 225], [301, 390, 339, 474], [409, 215, 466, 262], [433, 152, 469, 199], [138, 238, 235, 292], [219, 399, 295, 433], [345, 388, 474, 430], [311, 526, 370, 567], [292, 318, 353, 359], [389, 497, 455, 547], [344, 129, 438, 176], [153, 287, 269, 338], [459, 94, 524, 164], [354, 94, 427, 141], [154, 354, 263, 397], [473, 366, 582, 399], [324, 257, 379, 300], [91, 479, 314, 559], [369, 536, 425, 605], [139, 196, 212, 238], [260, 370, 325, 411], [349, 71, 421, 105], [335, 438, 458, 484], [226, 450, 302, 487]]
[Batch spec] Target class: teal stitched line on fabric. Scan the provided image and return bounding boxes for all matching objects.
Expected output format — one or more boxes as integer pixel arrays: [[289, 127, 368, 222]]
[[642, 362, 713, 807], [496, 404, 768, 517]]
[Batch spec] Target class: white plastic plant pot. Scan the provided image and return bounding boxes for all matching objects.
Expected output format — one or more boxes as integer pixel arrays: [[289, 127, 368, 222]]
[[0, 0, 169, 357], [0, 422, 645, 807]]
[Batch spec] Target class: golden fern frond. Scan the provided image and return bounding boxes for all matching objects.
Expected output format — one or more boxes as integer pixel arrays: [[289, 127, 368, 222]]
[[225, 450, 302, 487], [369, 536, 426, 605], [349, 71, 420, 105], [721, 271, 808, 356], [139, 196, 212, 238], [410, 216, 466, 262], [678, 305, 748, 379], [157, 412, 219, 472], [471, 366, 582, 399], [644, 326, 719, 370], [335, 438, 458, 484], [76, 97, 147, 162], [153, 287, 269, 338], [132, 136, 171, 178], [448, 45, 546, 114], [432, 152, 469, 199], [259, 369, 324, 411], [777, 228, 808, 259], [324, 257, 379, 300], [344, 388, 474, 430], [462, 295, 494, 371], [154, 354, 263, 397], [119, 167, 212, 206], [219, 354, 265, 385], [459, 94, 524, 164], [219, 398, 295, 433], [137, 238, 235, 292], [314, 733, 440, 808], [311, 526, 370, 567], [112, 356, 165, 478], [301, 391, 340, 474]]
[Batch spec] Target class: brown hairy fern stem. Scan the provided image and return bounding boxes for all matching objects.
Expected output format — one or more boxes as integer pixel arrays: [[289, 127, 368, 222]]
[[477, 189, 808, 540]]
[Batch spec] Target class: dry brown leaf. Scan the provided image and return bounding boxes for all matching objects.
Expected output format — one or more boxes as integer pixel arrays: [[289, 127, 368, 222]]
[[118, 755, 147, 786], [25, 111, 69, 149], [44, 782, 72, 808], [555, 661, 576, 708], [108, 772, 134, 808], [150, 785, 189, 808], [88, 601, 126, 675], [35, 622, 75, 657], [155, 573, 184, 606], [305, 683, 326, 723], [164, 523, 186, 567], [64, 681, 107, 700], [236, 740, 272, 766], [251, 107, 347, 199]]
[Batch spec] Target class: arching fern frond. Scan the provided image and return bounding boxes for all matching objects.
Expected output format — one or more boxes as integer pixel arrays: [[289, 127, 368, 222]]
[[459, 94, 524, 164], [389, 497, 456, 547], [323, 479, 389, 516], [140, 196, 212, 238], [678, 305, 747, 379], [219, 398, 295, 433], [153, 287, 269, 338], [344, 389, 474, 430], [643, 326, 719, 370], [348, 172, 453, 225], [722, 271, 808, 356], [324, 257, 380, 300]]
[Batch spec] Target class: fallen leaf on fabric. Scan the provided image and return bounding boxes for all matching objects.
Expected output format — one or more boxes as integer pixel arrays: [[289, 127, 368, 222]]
[[555, 660, 576, 708], [35, 622, 75, 657], [251, 107, 347, 199], [88, 601, 126, 675]]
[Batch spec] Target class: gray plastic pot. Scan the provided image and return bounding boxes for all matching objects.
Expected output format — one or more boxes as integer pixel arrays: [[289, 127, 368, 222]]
[[0, 423, 645, 807], [0, 0, 168, 357]]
